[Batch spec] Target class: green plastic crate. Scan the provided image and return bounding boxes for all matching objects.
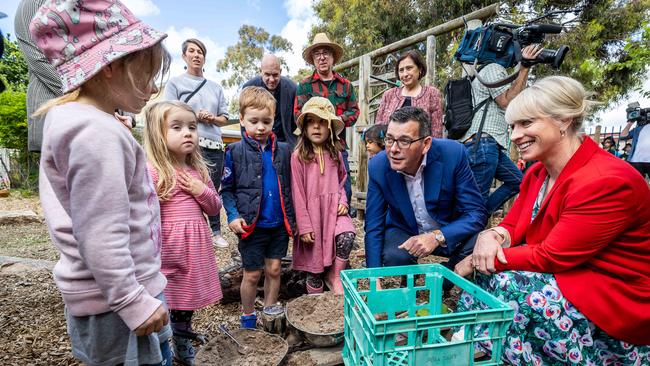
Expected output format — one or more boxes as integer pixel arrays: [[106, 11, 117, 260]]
[[341, 264, 513, 366]]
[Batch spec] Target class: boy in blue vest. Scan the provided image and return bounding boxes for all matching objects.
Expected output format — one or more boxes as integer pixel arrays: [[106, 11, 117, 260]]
[[221, 86, 296, 328]]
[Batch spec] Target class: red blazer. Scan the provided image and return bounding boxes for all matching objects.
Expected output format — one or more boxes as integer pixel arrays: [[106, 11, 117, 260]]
[[495, 137, 650, 345]]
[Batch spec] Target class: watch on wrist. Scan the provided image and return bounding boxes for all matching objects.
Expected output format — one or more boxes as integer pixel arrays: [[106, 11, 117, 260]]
[[434, 230, 446, 247]]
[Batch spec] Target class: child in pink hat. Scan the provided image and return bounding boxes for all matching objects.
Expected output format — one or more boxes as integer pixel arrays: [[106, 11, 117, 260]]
[[30, 1, 175, 365]]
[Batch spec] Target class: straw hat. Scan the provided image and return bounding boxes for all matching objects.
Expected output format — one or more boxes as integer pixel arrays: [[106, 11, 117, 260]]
[[296, 97, 345, 137], [302, 33, 344, 65]]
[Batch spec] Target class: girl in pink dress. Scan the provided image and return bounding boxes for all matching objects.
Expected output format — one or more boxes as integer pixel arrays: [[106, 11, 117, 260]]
[[143, 101, 222, 364], [291, 97, 356, 294]]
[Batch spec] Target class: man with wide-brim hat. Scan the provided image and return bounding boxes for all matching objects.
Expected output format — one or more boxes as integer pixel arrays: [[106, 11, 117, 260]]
[[294, 33, 359, 216]]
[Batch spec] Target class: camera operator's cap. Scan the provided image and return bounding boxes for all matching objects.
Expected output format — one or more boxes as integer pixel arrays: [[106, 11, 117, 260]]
[[29, 0, 167, 93], [303, 33, 344, 65], [295, 97, 344, 136]]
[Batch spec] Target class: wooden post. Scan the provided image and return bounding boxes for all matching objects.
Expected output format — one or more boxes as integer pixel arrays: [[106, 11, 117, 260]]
[[355, 54, 371, 215], [594, 125, 602, 145], [425, 35, 436, 86]]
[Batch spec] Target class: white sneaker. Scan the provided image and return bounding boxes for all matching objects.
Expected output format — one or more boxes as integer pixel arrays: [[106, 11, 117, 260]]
[[213, 234, 229, 248]]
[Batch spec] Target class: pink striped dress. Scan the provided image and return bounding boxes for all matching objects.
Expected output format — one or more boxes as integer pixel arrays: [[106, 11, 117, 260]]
[[148, 166, 223, 310]]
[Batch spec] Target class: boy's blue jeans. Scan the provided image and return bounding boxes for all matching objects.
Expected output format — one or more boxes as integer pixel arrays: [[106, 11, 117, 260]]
[[464, 136, 522, 214]]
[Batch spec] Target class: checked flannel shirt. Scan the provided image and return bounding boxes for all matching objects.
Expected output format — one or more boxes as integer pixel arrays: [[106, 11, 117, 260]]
[[294, 71, 360, 147]]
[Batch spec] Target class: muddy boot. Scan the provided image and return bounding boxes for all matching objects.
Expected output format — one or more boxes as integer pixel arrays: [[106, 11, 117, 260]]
[[172, 334, 195, 366], [306, 273, 324, 294], [306, 282, 324, 294], [171, 321, 195, 366], [325, 257, 348, 295]]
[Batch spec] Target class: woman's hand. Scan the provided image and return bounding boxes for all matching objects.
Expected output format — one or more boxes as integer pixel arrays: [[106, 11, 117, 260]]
[[337, 204, 348, 216], [114, 112, 134, 130], [197, 109, 216, 123], [473, 230, 508, 275], [300, 232, 315, 244], [454, 255, 474, 278], [229, 218, 247, 234], [177, 171, 205, 196]]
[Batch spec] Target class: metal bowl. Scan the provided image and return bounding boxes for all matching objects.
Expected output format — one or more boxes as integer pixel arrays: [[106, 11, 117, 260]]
[[285, 294, 345, 347]]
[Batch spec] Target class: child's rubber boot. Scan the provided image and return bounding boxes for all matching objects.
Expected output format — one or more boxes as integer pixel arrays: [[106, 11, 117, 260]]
[[306, 281, 324, 294], [325, 257, 348, 295], [240, 313, 257, 329], [172, 334, 195, 366]]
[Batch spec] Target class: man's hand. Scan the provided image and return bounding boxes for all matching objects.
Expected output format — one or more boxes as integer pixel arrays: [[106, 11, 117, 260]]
[[300, 232, 315, 244], [177, 171, 206, 196], [520, 44, 544, 67], [473, 230, 508, 274], [454, 255, 474, 278], [337, 204, 348, 216], [398, 232, 438, 258], [134, 305, 168, 336], [229, 218, 247, 234]]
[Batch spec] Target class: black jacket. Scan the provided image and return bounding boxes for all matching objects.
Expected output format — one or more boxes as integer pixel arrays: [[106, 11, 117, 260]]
[[242, 76, 297, 148]]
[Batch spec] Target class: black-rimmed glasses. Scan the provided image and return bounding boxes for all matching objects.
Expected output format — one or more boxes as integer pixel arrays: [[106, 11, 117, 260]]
[[384, 136, 427, 149]]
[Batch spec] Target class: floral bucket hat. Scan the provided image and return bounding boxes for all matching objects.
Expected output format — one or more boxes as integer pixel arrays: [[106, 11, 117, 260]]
[[29, 0, 167, 93]]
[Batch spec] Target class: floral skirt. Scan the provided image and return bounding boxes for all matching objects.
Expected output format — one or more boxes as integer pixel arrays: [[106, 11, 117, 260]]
[[457, 271, 649, 365]]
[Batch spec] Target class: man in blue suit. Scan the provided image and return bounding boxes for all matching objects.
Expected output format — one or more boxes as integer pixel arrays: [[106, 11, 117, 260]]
[[365, 107, 487, 278]]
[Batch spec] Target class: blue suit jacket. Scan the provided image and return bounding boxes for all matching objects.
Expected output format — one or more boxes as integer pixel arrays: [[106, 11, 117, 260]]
[[364, 139, 487, 268]]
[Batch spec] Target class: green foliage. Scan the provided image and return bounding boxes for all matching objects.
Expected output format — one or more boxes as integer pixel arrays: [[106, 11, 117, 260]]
[[312, 0, 650, 106], [0, 91, 28, 150], [292, 67, 313, 83], [0, 37, 29, 92], [216, 25, 293, 88]]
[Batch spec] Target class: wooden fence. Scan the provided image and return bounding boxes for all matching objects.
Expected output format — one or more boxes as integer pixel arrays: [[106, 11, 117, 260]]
[[333, 4, 500, 217]]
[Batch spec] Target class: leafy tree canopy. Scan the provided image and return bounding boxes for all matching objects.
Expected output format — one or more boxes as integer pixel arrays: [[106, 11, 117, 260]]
[[311, 0, 650, 106], [216, 25, 293, 88], [0, 37, 29, 92]]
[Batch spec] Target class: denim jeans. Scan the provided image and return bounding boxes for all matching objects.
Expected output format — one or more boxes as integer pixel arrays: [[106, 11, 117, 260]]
[[464, 136, 522, 214], [381, 227, 478, 291], [341, 150, 352, 206], [201, 147, 224, 235]]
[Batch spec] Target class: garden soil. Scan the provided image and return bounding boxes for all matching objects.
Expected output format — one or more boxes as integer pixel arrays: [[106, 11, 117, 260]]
[[286, 292, 345, 334], [195, 329, 287, 366]]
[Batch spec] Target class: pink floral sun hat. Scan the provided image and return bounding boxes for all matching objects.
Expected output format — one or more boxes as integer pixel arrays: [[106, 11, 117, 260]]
[[29, 0, 167, 93]]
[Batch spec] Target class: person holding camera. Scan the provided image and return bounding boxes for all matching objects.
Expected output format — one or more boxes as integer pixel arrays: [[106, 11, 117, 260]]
[[459, 44, 543, 215], [620, 117, 650, 179]]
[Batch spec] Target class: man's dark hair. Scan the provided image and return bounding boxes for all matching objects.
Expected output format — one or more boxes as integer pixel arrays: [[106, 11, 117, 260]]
[[395, 50, 427, 81], [389, 106, 431, 138]]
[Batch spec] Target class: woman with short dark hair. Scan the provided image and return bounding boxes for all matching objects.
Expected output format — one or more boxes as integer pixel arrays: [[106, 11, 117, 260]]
[[375, 50, 443, 137], [164, 38, 230, 249]]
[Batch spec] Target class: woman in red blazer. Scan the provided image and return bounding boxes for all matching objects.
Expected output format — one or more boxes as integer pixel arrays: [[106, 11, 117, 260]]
[[455, 76, 650, 365]]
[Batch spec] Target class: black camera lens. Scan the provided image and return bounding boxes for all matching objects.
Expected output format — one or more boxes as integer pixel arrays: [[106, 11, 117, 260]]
[[536, 45, 569, 69]]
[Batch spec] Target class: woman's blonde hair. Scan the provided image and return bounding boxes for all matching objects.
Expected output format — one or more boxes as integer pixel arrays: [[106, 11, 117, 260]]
[[505, 75, 599, 133], [35, 42, 171, 116], [143, 101, 210, 201]]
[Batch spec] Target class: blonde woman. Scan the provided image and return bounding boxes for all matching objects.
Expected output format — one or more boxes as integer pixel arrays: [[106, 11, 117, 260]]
[[456, 76, 650, 364]]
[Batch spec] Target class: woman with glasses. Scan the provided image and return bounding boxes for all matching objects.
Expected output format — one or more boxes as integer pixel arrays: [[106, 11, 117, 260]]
[[375, 50, 444, 137]]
